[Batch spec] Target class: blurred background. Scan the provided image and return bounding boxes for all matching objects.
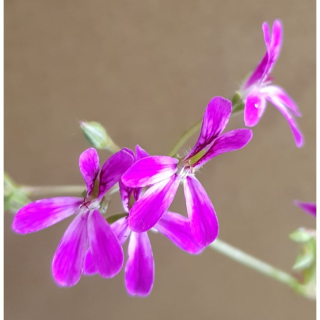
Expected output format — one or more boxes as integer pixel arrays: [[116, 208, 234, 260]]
[[5, 0, 315, 319]]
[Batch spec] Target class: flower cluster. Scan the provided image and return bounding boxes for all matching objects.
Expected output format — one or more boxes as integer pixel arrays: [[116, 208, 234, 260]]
[[11, 19, 308, 297], [12, 96, 252, 295]]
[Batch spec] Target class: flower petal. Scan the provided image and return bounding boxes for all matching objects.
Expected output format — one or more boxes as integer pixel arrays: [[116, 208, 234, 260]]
[[262, 22, 270, 46], [12, 197, 82, 234], [134, 145, 150, 198], [131, 145, 150, 201], [119, 146, 150, 210], [79, 148, 100, 195], [243, 20, 282, 90], [135, 144, 149, 160], [294, 201, 316, 217], [243, 53, 269, 90], [122, 147, 135, 158], [267, 20, 282, 74], [194, 129, 253, 169], [125, 232, 154, 297], [129, 174, 180, 232], [87, 209, 124, 278], [261, 85, 301, 117], [263, 92, 304, 148], [83, 250, 98, 275], [52, 212, 88, 286], [119, 180, 132, 213], [242, 21, 270, 90], [244, 91, 266, 127], [185, 97, 232, 160], [98, 148, 135, 199], [133, 188, 143, 202], [154, 211, 203, 254], [111, 217, 131, 245], [184, 175, 219, 246], [122, 156, 178, 188]]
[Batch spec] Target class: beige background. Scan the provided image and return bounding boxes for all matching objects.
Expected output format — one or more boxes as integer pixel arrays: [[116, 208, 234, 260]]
[[5, 1, 316, 319]]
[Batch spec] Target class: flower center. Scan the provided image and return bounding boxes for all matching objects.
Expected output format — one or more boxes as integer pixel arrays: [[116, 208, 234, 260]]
[[177, 160, 194, 179], [80, 197, 100, 211]]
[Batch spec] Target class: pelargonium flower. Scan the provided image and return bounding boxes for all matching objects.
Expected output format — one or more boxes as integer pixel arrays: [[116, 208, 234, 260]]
[[241, 19, 303, 147], [12, 148, 134, 286], [294, 200, 316, 217], [85, 145, 203, 297], [122, 97, 253, 247]]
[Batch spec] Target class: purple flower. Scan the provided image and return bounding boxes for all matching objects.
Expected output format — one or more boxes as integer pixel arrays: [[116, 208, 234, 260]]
[[12, 148, 134, 286], [294, 200, 316, 217], [84, 145, 203, 297], [122, 97, 253, 247], [241, 19, 303, 148]]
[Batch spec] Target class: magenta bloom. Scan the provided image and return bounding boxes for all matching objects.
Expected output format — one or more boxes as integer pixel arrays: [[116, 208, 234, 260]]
[[241, 19, 303, 148], [294, 200, 316, 217], [122, 97, 253, 247], [85, 145, 203, 297], [12, 148, 134, 286]]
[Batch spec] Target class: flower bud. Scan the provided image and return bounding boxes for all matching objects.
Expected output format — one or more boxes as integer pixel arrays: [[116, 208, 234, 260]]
[[290, 228, 314, 243], [80, 121, 120, 153], [4, 173, 30, 213]]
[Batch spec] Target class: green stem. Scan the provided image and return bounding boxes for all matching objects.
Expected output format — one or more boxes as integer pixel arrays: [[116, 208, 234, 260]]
[[21, 185, 85, 198], [169, 118, 202, 156], [168, 102, 244, 157], [210, 239, 303, 292]]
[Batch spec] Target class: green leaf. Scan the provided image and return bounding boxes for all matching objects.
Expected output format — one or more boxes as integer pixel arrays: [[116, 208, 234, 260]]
[[80, 121, 120, 152]]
